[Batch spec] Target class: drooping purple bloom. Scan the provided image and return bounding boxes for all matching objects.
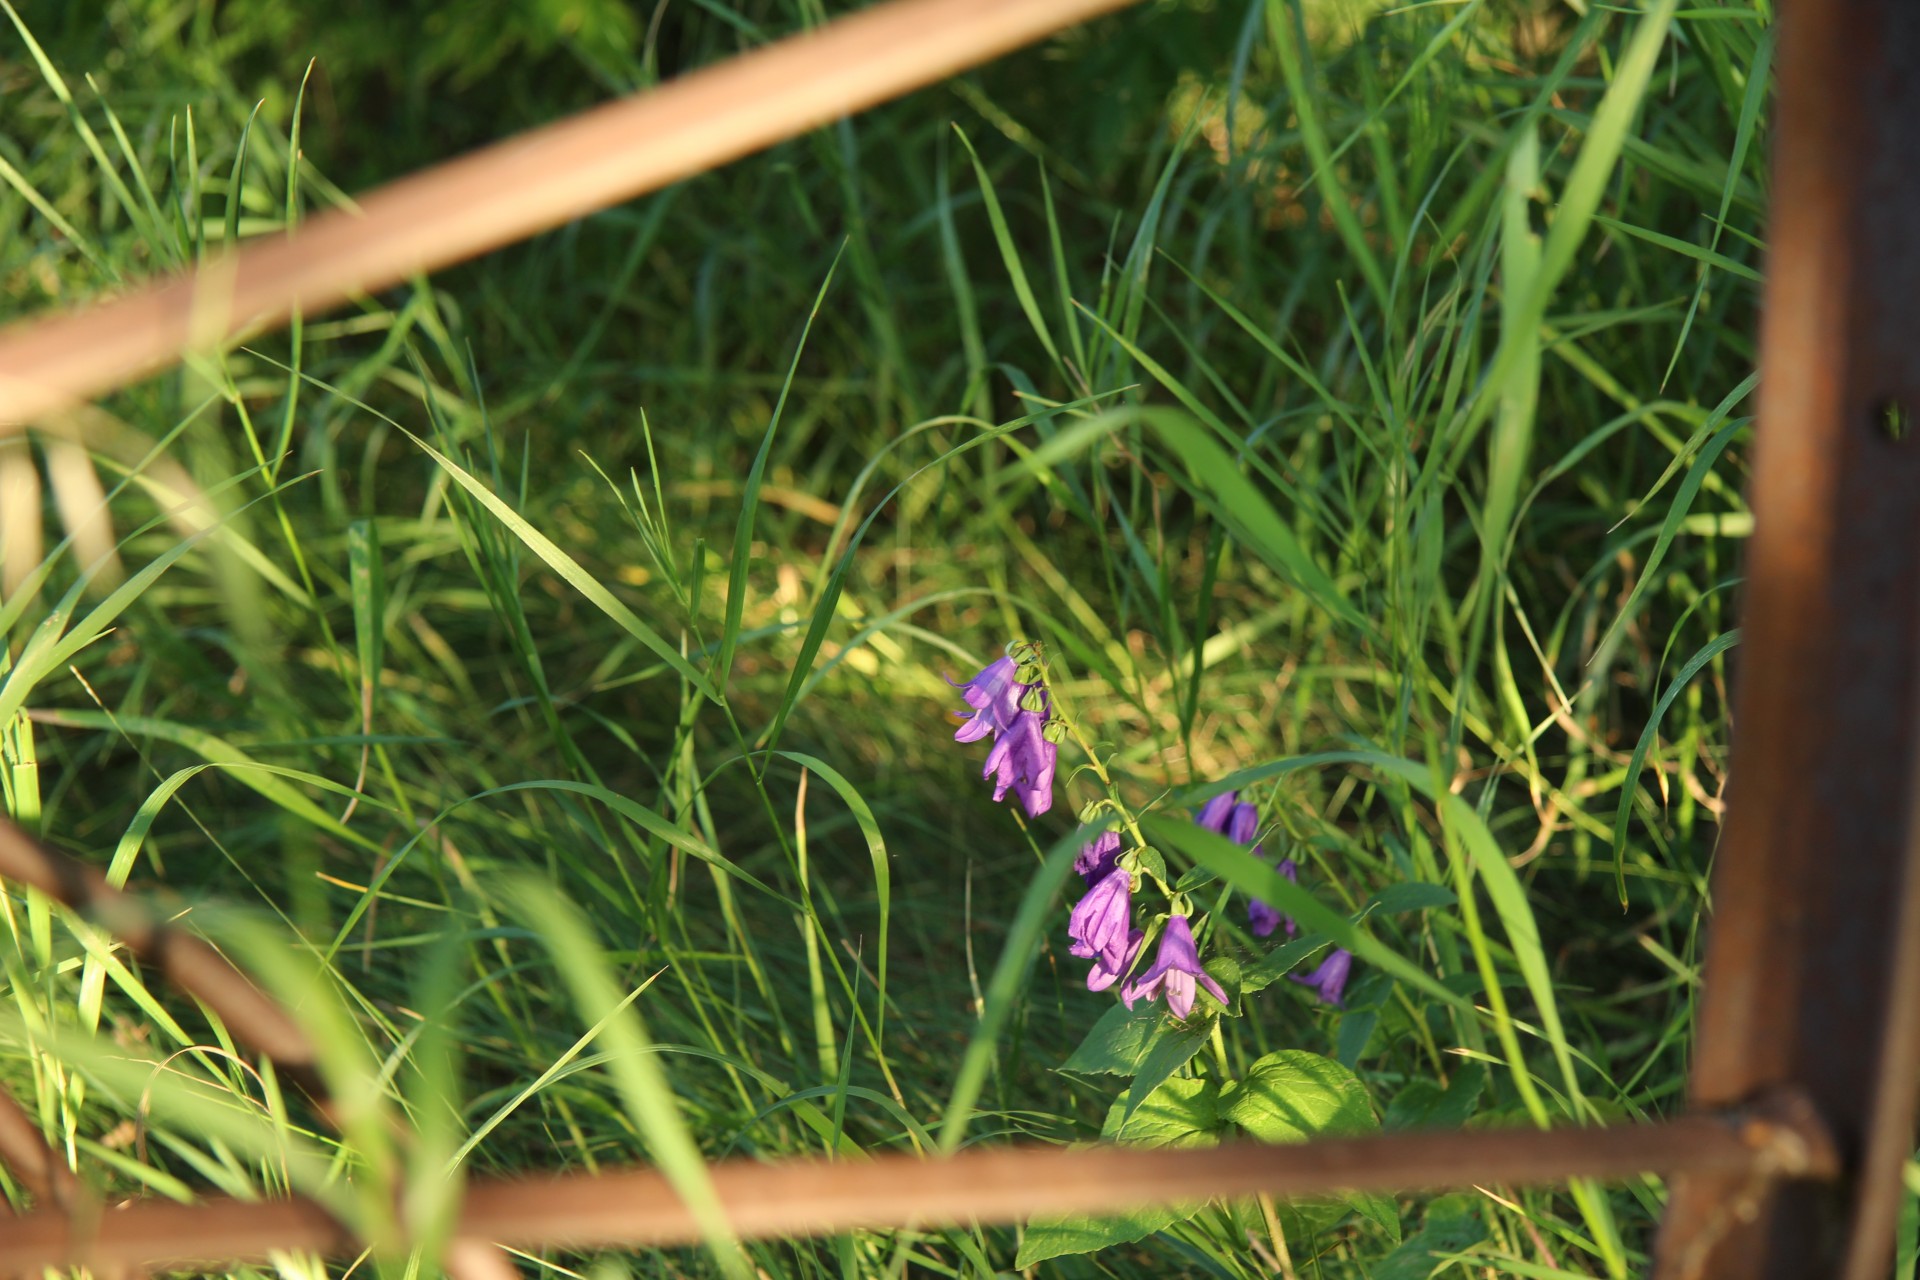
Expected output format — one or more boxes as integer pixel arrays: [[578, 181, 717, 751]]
[[1195, 791, 1237, 833], [1226, 802, 1260, 847], [1122, 915, 1229, 1020], [1074, 829, 1124, 887], [1088, 928, 1145, 992], [1249, 857, 1299, 939], [983, 709, 1055, 817], [1290, 947, 1354, 1007], [1070, 869, 1138, 993], [950, 656, 1024, 744], [950, 650, 1057, 818], [1068, 869, 1132, 966], [1207, 796, 1297, 940]]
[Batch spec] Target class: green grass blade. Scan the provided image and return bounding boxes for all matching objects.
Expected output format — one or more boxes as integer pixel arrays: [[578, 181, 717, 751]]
[[714, 250, 842, 692], [403, 430, 720, 702], [1611, 630, 1742, 905], [506, 877, 750, 1280]]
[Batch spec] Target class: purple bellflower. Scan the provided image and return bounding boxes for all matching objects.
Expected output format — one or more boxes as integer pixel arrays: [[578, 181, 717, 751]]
[[1074, 829, 1124, 887], [950, 651, 1057, 818], [1247, 858, 1300, 939], [1290, 947, 1354, 1007], [1088, 929, 1145, 992], [951, 657, 1023, 744], [1213, 797, 1298, 940], [1122, 915, 1229, 1020], [1068, 869, 1132, 963], [983, 709, 1055, 817], [1195, 791, 1237, 833], [1068, 868, 1135, 993]]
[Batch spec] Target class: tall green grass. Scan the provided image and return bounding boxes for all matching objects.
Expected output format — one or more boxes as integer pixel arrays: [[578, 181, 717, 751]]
[[5, 1, 1892, 1277]]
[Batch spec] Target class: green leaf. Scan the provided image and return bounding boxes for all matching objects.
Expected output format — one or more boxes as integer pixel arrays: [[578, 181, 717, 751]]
[[1351, 1190, 1404, 1248], [1369, 882, 1458, 914], [1017, 1079, 1220, 1268], [953, 126, 1064, 375], [1336, 1008, 1378, 1067], [1015, 1202, 1194, 1269], [403, 431, 719, 702], [1374, 1194, 1486, 1280], [1061, 1001, 1168, 1076], [1173, 863, 1219, 893], [1384, 1062, 1489, 1132], [716, 251, 841, 691], [1146, 815, 1464, 1012], [1220, 1050, 1378, 1144], [1150, 416, 1369, 633], [1222, 1051, 1393, 1243], [1610, 629, 1741, 903], [1591, 392, 1750, 666], [1102, 1077, 1221, 1148], [1241, 934, 1334, 993], [1119, 1018, 1211, 1124], [1203, 954, 1241, 1011]]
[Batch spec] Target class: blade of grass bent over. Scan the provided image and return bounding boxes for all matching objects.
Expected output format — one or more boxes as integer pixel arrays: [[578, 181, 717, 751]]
[[404, 430, 720, 701], [716, 248, 843, 692]]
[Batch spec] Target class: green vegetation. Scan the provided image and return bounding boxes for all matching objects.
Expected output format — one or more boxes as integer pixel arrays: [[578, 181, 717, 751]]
[[8, 0, 1909, 1277]]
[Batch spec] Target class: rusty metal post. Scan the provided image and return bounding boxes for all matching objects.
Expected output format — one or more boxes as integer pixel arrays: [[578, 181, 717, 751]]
[[0, 1106, 1836, 1275], [1654, 1, 1920, 1275]]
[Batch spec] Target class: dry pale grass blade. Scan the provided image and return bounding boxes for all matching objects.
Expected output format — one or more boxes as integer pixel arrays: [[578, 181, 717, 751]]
[[0, 404, 223, 600], [0, 436, 42, 597], [0, 0, 1140, 427], [39, 437, 120, 588], [0, 1099, 1836, 1274]]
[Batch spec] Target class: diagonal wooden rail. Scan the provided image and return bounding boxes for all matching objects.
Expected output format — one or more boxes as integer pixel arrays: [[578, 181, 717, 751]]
[[0, 1100, 1837, 1274], [0, 0, 1139, 427]]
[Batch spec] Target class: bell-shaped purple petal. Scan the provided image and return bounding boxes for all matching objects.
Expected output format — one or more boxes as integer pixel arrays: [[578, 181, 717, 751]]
[[1088, 929, 1145, 992], [1067, 869, 1132, 966], [983, 710, 1055, 817], [1195, 791, 1237, 834], [1121, 915, 1229, 1020], [1226, 802, 1260, 846], [1248, 857, 1300, 938], [1074, 830, 1124, 887], [950, 656, 1026, 743], [1290, 947, 1354, 1007]]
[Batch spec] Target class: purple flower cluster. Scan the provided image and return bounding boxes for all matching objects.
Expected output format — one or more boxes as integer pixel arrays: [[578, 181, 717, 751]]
[[1197, 787, 1352, 1006], [1066, 829, 1228, 1020], [949, 651, 1057, 818], [1195, 790, 1298, 939]]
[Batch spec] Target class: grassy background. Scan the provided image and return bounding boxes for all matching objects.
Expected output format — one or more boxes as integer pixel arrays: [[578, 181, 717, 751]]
[[4, 0, 1912, 1276]]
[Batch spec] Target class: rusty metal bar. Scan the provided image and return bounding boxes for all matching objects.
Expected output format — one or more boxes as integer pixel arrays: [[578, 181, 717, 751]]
[[1653, 0, 1920, 1276], [0, 823, 319, 1085], [0, 1100, 1836, 1275], [0, 1089, 79, 1213], [0, 826, 524, 1280], [0, 0, 1140, 428]]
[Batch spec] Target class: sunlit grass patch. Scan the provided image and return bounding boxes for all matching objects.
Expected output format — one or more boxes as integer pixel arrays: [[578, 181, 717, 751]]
[[0, 0, 1804, 1274]]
